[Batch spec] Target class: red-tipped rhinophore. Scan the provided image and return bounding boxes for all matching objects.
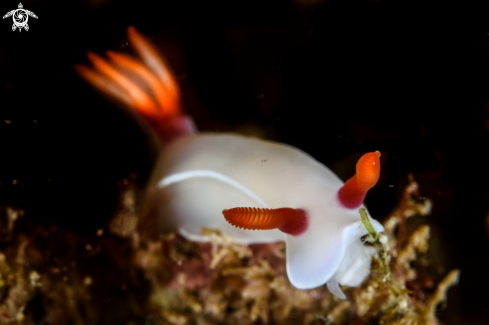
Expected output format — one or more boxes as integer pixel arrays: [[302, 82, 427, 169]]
[[338, 151, 381, 209], [222, 207, 309, 236]]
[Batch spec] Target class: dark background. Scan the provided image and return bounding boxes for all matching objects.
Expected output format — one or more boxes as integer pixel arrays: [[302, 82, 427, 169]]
[[1, 0, 489, 323]]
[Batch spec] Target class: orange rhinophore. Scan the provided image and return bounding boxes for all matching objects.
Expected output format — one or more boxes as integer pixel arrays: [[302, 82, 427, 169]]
[[338, 151, 381, 209], [75, 26, 190, 142], [222, 207, 309, 236]]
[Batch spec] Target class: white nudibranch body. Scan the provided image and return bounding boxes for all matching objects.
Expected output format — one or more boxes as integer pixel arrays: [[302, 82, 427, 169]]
[[143, 133, 384, 298], [76, 26, 385, 299]]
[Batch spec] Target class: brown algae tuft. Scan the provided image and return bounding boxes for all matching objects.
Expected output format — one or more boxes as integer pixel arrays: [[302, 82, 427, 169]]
[[0, 176, 459, 324]]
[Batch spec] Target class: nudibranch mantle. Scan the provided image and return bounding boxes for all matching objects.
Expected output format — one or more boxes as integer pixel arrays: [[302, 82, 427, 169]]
[[76, 26, 384, 299], [143, 133, 384, 297]]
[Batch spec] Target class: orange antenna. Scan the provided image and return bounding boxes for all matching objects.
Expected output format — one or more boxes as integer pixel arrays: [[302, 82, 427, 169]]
[[222, 207, 308, 236], [337, 151, 381, 209]]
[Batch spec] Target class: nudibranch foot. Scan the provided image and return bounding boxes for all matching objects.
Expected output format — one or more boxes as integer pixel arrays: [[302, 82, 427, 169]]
[[222, 207, 308, 236], [326, 238, 377, 300], [75, 26, 193, 143]]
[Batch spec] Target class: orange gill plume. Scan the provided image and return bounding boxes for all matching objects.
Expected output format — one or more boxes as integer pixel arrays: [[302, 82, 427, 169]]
[[74, 26, 186, 141], [85, 51, 160, 118], [105, 51, 175, 119], [126, 26, 180, 99], [222, 207, 309, 236], [338, 151, 381, 209]]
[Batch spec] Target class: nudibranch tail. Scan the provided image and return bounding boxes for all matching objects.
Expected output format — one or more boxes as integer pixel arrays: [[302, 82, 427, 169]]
[[222, 207, 308, 236], [75, 26, 192, 142], [338, 151, 381, 209]]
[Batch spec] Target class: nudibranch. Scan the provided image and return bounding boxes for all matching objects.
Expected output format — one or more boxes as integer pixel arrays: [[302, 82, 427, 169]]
[[75, 26, 384, 299]]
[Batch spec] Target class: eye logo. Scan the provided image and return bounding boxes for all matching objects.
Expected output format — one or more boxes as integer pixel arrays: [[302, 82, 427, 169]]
[[3, 3, 38, 32]]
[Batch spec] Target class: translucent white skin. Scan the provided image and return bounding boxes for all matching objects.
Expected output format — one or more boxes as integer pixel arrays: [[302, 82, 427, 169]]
[[143, 133, 384, 298]]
